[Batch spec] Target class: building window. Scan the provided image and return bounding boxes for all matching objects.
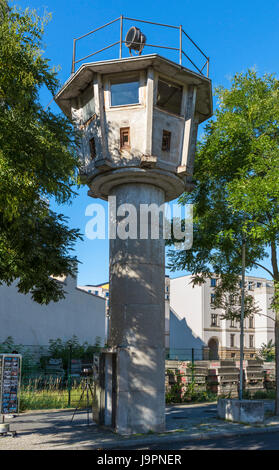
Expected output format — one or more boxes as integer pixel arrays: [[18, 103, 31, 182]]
[[80, 85, 95, 123], [230, 318, 236, 328], [249, 316, 254, 329], [248, 281, 254, 291], [257, 282, 262, 288], [89, 138, 96, 160], [249, 335, 254, 348], [110, 78, 139, 106], [120, 127, 130, 149], [210, 293, 216, 304], [161, 130, 171, 151], [230, 334, 235, 348], [210, 278, 217, 287], [156, 78, 183, 115], [211, 314, 218, 327]]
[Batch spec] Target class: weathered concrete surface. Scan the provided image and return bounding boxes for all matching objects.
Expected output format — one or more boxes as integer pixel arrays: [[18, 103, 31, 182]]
[[217, 399, 265, 424], [109, 183, 166, 434]]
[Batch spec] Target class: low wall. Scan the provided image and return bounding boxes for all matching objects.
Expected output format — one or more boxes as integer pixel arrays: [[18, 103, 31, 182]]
[[217, 399, 264, 424]]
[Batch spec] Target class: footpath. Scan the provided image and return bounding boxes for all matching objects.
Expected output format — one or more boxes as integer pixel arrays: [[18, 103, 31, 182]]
[[1, 401, 279, 450]]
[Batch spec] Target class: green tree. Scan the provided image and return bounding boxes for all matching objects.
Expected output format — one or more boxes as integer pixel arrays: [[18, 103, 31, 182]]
[[168, 70, 279, 412], [212, 280, 261, 324], [258, 340, 275, 362], [0, 2, 81, 303]]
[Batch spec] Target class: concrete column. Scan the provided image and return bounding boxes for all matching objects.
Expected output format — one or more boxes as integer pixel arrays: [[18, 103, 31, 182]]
[[108, 183, 165, 434]]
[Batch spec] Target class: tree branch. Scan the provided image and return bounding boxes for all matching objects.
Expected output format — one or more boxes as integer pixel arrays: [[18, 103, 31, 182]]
[[252, 262, 275, 279]]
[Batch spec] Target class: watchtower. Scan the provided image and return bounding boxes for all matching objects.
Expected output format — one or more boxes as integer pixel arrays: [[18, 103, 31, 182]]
[[55, 17, 212, 434]]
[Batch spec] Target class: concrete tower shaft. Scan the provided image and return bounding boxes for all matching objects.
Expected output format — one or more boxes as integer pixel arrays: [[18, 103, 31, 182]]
[[109, 183, 165, 433]]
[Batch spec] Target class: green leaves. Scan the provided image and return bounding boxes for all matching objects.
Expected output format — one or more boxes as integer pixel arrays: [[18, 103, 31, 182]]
[[168, 69, 279, 290], [0, 3, 81, 303]]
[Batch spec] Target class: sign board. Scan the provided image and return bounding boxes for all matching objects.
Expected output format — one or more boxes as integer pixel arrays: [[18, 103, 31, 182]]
[[0, 354, 22, 415]]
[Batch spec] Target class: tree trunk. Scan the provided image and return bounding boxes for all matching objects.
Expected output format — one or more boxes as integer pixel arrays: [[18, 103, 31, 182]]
[[274, 282, 279, 415], [271, 242, 279, 414]]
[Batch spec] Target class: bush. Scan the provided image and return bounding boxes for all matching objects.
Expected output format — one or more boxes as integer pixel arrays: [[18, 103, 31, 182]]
[[47, 335, 102, 370]]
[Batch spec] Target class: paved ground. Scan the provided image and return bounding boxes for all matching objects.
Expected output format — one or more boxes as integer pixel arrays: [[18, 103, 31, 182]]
[[133, 431, 279, 450], [0, 401, 279, 450]]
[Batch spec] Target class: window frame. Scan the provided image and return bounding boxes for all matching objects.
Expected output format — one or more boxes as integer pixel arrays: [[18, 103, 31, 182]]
[[89, 137, 96, 160], [249, 335, 254, 348], [210, 278, 217, 288], [80, 84, 95, 124], [211, 314, 219, 327], [161, 130, 171, 152], [120, 127, 130, 150], [109, 75, 140, 108], [156, 77, 183, 116]]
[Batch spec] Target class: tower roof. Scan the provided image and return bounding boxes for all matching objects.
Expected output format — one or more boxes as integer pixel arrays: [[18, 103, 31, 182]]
[[55, 54, 212, 123]]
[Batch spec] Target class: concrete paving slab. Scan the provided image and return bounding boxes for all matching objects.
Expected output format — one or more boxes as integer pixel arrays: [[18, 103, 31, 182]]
[[0, 402, 278, 450]]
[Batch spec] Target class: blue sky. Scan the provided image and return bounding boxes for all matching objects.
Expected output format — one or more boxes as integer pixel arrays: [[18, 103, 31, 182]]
[[15, 0, 279, 284]]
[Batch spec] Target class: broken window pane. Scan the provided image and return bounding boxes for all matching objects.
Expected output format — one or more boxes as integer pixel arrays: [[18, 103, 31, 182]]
[[157, 78, 183, 115], [80, 85, 95, 123], [111, 79, 139, 106]]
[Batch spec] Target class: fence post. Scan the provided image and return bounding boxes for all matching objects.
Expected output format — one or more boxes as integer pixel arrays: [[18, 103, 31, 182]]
[[119, 15, 123, 59], [68, 345, 72, 407]]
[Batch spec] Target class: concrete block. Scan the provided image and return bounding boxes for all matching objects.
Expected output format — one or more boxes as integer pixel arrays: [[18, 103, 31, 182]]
[[217, 399, 264, 424]]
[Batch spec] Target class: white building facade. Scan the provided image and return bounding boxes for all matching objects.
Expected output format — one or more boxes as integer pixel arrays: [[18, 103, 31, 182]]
[[78, 274, 275, 361], [0, 275, 106, 347], [169, 274, 275, 360]]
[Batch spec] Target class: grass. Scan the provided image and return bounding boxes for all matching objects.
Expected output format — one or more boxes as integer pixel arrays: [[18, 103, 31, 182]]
[[20, 376, 92, 411]]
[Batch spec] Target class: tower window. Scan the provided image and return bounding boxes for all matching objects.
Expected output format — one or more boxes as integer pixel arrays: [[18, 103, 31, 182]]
[[157, 78, 183, 115], [162, 130, 171, 151], [89, 138, 96, 160], [111, 79, 139, 106], [80, 85, 95, 123], [120, 127, 130, 149]]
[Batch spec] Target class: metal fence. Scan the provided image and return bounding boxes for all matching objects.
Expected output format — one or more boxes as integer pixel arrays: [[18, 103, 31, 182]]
[[0, 341, 207, 411], [166, 348, 205, 361], [0, 340, 100, 411]]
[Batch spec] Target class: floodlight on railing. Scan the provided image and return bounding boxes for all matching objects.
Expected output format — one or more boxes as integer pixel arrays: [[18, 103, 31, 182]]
[[125, 26, 146, 55], [71, 16, 210, 78]]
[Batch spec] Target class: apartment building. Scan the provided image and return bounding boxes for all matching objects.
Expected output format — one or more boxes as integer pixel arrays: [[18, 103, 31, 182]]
[[170, 274, 275, 360], [79, 274, 274, 359], [78, 282, 110, 339]]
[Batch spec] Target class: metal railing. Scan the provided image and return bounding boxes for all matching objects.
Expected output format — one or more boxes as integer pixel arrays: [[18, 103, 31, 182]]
[[166, 348, 205, 361], [71, 16, 210, 77]]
